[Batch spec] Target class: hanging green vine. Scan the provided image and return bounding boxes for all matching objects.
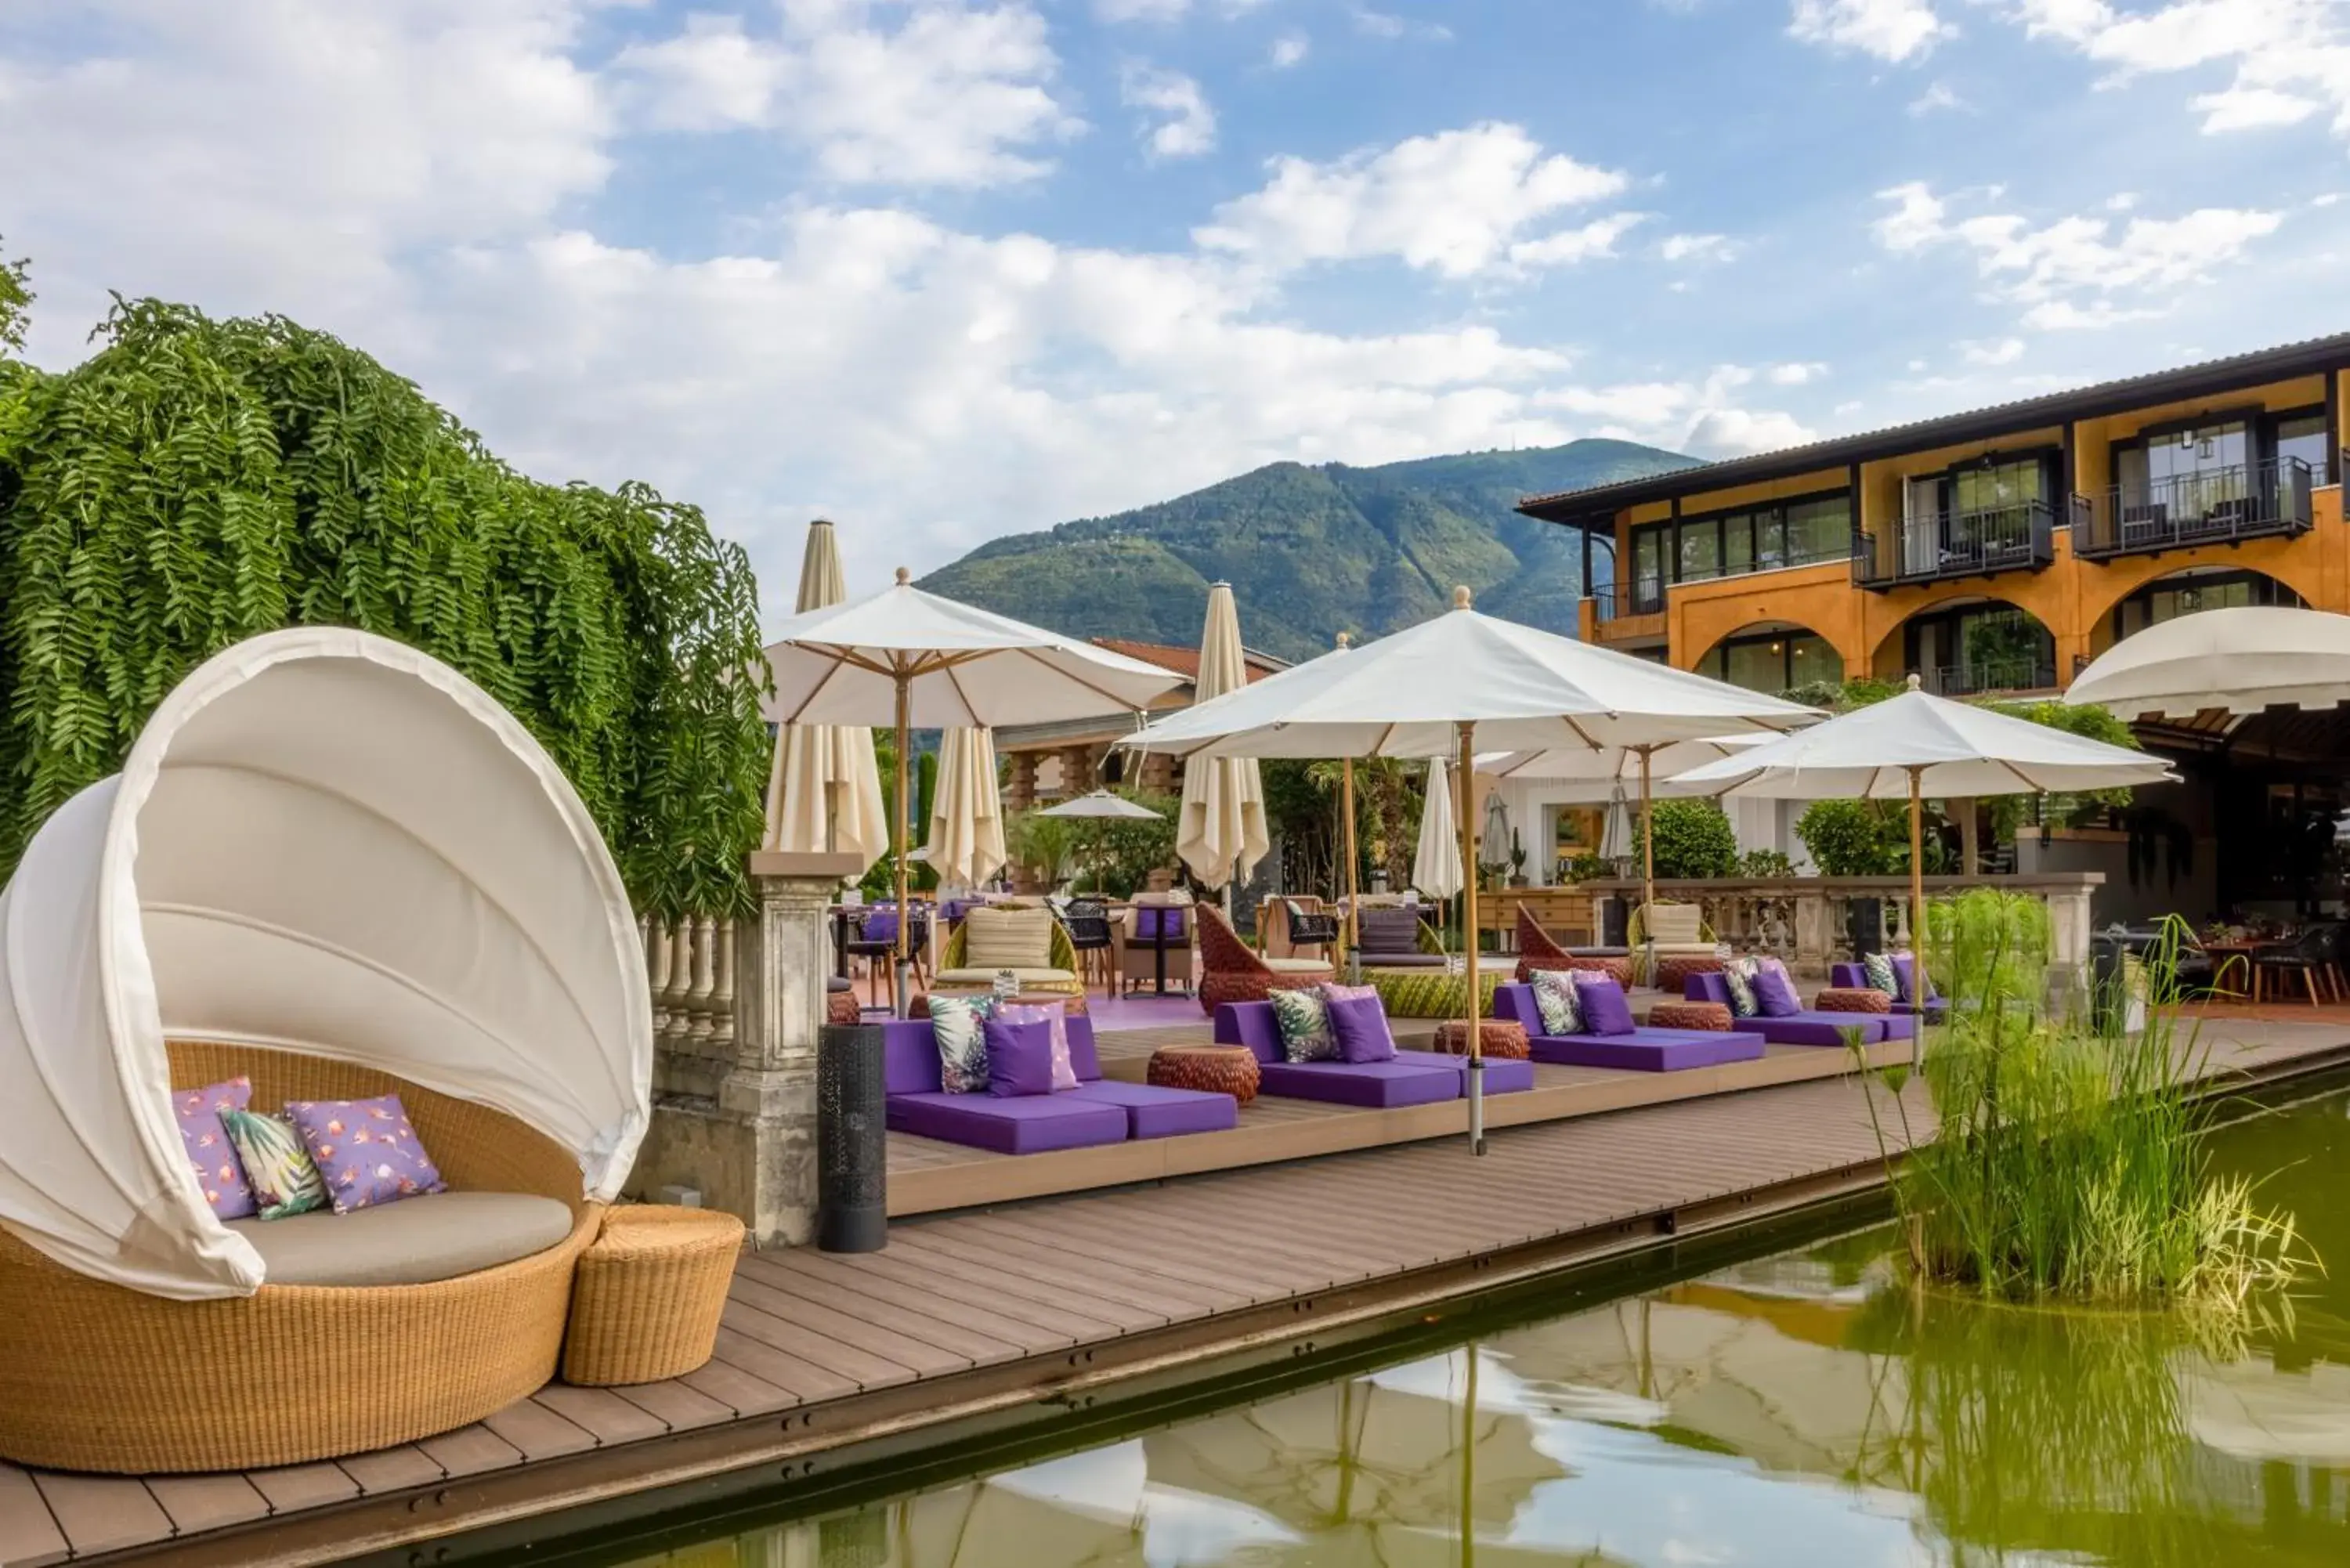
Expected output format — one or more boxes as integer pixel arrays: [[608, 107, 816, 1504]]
[[0, 280, 768, 919]]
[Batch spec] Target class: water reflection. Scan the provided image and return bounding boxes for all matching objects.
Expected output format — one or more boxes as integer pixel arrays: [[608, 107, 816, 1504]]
[[622, 1093, 2350, 1568]]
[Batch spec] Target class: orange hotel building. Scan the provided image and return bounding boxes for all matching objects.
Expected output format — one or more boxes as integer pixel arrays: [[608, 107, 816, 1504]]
[[1514, 332, 2350, 923]]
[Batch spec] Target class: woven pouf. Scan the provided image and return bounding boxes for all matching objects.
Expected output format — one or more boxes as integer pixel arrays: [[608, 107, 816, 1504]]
[[1652, 955, 1726, 993], [826, 986, 862, 1027], [1147, 1044, 1261, 1104], [1815, 986, 1892, 1014], [1648, 1000, 1734, 1032], [1430, 1019, 1531, 1060], [563, 1205, 744, 1386]]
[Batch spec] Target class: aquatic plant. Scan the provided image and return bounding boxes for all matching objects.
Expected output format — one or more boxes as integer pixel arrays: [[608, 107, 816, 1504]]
[[1854, 889, 2308, 1311]]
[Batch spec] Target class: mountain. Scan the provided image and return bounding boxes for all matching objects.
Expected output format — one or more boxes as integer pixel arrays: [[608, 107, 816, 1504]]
[[918, 440, 1697, 663]]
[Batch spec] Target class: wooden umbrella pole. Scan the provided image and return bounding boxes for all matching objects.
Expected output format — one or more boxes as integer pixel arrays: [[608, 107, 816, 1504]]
[[1457, 720, 1485, 1156], [893, 670, 913, 1019], [1909, 765, 1927, 1063], [1342, 757, 1360, 981]]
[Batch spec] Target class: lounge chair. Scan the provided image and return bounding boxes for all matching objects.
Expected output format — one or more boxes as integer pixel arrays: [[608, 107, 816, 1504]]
[[1513, 905, 1632, 987], [882, 1014, 1238, 1153], [1683, 971, 1911, 1046], [1213, 999, 1537, 1107], [1120, 894, 1196, 995], [1262, 896, 1341, 961], [1198, 903, 1333, 1013], [1490, 982, 1766, 1072], [1828, 959, 1950, 1019], [934, 903, 1083, 995], [1356, 905, 1448, 969], [1629, 901, 1720, 988]]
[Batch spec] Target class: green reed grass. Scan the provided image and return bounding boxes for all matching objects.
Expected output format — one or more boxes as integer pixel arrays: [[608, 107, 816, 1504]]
[[1854, 889, 2309, 1312]]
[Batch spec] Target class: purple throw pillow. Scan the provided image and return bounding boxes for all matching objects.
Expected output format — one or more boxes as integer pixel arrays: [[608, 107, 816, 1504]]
[[1890, 952, 1938, 1003], [983, 1016, 1060, 1097], [284, 1095, 446, 1214], [996, 1002, 1079, 1090], [1325, 993, 1397, 1062], [175, 1077, 258, 1221], [1752, 959, 1803, 1017], [1573, 974, 1636, 1035]]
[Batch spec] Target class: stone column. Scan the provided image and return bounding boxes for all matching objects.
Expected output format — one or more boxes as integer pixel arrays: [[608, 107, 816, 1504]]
[[1006, 750, 1039, 814], [635, 850, 863, 1248], [1059, 745, 1095, 796], [2044, 880, 2096, 1003], [1792, 888, 1833, 977]]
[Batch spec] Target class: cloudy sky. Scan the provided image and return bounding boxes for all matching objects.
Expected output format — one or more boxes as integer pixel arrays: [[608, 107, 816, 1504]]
[[5, 0, 2347, 621]]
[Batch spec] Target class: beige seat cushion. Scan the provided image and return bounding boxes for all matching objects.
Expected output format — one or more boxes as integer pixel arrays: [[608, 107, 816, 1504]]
[[230, 1190, 576, 1288], [1643, 904, 1705, 944], [934, 966, 1078, 987], [1265, 957, 1333, 974], [964, 905, 1054, 970]]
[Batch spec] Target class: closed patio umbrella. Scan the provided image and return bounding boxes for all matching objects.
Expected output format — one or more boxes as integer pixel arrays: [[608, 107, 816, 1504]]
[[1040, 790, 1162, 820], [1413, 757, 1462, 901], [763, 519, 888, 873], [765, 570, 1182, 1013], [929, 727, 1007, 891], [1178, 583, 1271, 900], [2065, 605, 2350, 720], [1669, 676, 2176, 1035]]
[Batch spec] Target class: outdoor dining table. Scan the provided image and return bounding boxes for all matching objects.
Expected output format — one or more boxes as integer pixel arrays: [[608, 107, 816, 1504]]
[[2204, 938, 2286, 999]]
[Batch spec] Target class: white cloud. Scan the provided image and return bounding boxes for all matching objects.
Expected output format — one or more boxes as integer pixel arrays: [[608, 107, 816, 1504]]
[[1533, 367, 1820, 457], [1908, 80, 1967, 114], [1506, 213, 1647, 270], [1195, 123, 1631, 278], [1351, 7, 1453, 42], [2002, 0, 2350, 142], [1094, 0, 1269, 19], [614, 0, 1080, 186], [1960, 335, 2027, 364], [1788, 0, 1954, 62], [1270, 31, 1311, 67], [1660, 232, 1738, 262], [1121, 63, 1216, 158], [1873, 180, 2283, 327], [1768, 361, 1828, 384]]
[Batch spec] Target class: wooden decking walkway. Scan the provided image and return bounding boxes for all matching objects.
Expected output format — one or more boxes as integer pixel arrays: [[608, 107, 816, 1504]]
[[5, 1017, 2348, 1567]]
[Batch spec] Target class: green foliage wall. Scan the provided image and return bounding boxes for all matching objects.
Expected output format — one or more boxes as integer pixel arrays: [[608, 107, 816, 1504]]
[[1797, 798, 1914, 876], [0, 287, 769, 918], [1642, 800, 1739, 880]]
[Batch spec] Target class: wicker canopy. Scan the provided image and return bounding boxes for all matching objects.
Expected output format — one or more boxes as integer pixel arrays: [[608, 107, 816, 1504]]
[[0, 629, 651, 1299]]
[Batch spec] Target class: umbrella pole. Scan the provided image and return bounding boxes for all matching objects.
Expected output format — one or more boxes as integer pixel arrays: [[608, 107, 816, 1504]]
[[1640, 746, 1657, 988], [1460, 1339, 1479, 1568], [1457, 721, 1485, 1156], [1909, 765, 1927, 1066], [894, 670, 913, 1019], [1343, 757, 1361, 985]]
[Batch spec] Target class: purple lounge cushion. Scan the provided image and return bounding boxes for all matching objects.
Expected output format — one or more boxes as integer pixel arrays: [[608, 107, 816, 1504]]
[[1213, 1001, 1285, 1064], [1066, 1081, 1238, 1138], [1526, 1029, 1766, 1072], [175, 1077, 258, 1221], [1325, 993, 1398, 1063], [1573, 974, 1636, 1035], [996, 1003, 1079, 1090], [1393, 1050, 1536, 1094], [984, 1015, 1058, 1097], [1064, 1015, 1104, 1082], [284, 1095, 446, 1213], [1491, 983, 1542, 1034], [1751, 959, 1803, 1017], [1891, 953, 1940, 1003], [1257, 1060, 1460, 1108], [1687, 970, 1736, 1010], [1745, 1013, 1887, 1047], [882, 1020, 945, 1094], [888, 1092, 1128, 1154]]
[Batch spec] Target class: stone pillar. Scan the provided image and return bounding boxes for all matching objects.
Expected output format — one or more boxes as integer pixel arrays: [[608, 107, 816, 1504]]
[[635, 851, 863, 1249], [2045, 881, 2095, 999], [1059, 745, 1095, 796], [1139, 751, 1176, 794], [1007, 751, 1039, 814], [1793, 889, 1833, 977]]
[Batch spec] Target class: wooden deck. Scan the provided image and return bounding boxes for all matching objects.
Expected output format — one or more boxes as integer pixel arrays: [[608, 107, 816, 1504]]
[[5, 1016, 2348, 1567]]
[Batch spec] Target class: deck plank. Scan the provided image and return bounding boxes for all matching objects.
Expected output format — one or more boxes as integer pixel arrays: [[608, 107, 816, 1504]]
[[415, 1425, 526, 1479], [611, 1379, 738, 1434], [531, 1386, 672, 1447], [734, 1255, 1043, 1364], [143, 1474, 273, 1536], [26, 1476, 172, 1559], [677, 1356, 801, 1417], [723, 1288, 945, 1386], [241, 1462, 361, 1514], [0, 1465, 66, 1568], [479, 1398, 597, 1462], [335, 1446, 445, 1494]]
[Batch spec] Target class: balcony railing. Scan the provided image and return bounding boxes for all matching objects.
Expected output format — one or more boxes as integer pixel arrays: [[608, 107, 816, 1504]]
[[1627, 581, 1666, 616], [1590, 591, 1618, 625], [2074, 457, 2313, 560], [1923, 659, 2058, 697], [1853, 498, 2063, 591]]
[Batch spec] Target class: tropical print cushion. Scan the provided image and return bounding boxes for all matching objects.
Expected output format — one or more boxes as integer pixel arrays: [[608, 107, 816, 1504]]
[[1722, 959, 1761, 1019], [175, 1077, 258, 1221], [996, 1002, 1079, 1091], [220, 1107, 331, 1220], [1271, 986, 1338, 1063], [1530, 970, 1582, 1035], [931, 994, 997, 1093], [286, 1095, 447, 1214], [1864, 952, 1899, 995]]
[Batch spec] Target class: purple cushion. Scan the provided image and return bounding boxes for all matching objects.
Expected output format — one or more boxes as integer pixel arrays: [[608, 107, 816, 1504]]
[[1394, 1049, 1536, 1094], [1744, 1013, 1888, 1047], [882, 1021, 944, 1094], [1065, 1081, 1238, 1139], [1878, 1013, 1918, 1040], [1134, 906, 1188, 943], [1686, 971, 1735, 1009], [996, 1003, 1079, 1091], [1213, 1001, 1285, 1065], [1527, 1029, 1766, 1072], [1573, 975, 1636, 1035], [175, 1077, 258, 1221], [1326, 994, 1397, 1063], [888, 1092, 1129, 1154], [1491, 984, 1542, 1033], [1065, 1015, 1104, 1082], [984, 1016, 1058, 1097], [1891, 953, 1939, 1003], [284, 1095, 446, 1213], [1752, 960, 1803, 1017], [1830, 962, 1870, 992], [1257, 1060, 1460, 1108]]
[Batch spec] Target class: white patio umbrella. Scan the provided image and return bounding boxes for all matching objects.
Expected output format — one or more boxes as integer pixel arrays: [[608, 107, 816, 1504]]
[[1412, 756, 1462, 901], [1120, 588, 1816, 1151], [2065, 605, 2350, 720], [1669, 676, 2177, 1022], [1178, 583, 1271, 901], [1039, 789, 1162, 821], [762, 519, 888, 872], [765, 569, 1182, 1013], [929, 727, 1007, 890]]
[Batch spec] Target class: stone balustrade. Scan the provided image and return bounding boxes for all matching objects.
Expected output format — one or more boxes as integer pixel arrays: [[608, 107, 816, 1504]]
[[642, 912, 739, 1103]]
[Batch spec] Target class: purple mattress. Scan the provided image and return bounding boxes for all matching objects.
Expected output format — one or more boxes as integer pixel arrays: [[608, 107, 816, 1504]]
[[1524, 1028, 1766, 1072], [1065, 1080, 1238, 1139], [881, 1014, 1234, 1152], [887, 1092, 1130, 1154]]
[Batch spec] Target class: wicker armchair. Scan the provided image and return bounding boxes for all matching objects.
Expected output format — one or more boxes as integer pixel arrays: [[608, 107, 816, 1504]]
[[0, 1042, 598, 1474], [933, 905, 1083, 995], [1196, 903, 1334, 1013], [1513, 905, 1632, 987], [1628, 901, 1719, 988]]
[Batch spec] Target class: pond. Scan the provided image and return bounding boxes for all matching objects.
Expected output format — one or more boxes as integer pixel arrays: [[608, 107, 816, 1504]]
[[587, 1085, 2350, 1567]]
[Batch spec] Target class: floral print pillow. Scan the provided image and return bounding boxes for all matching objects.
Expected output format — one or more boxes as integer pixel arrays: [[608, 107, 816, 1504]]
[[285, 1096, 446, 1214], [1722, 959, 1762, 1019], [1271, 988, 1337, 1063], [220, 1108, 330, 1219], [1530, 970, 1582, 1035], [174, 1077, 258, 1221], [1863, 952, 1899, 996], [931, 995, 998, 1094]]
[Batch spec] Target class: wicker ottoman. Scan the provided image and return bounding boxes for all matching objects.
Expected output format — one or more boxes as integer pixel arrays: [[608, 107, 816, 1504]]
[[1816, 986, 1892, 1014], [826, 985, 861, 1027], [1652, 955, 1726, 993], [1430, 1019, 1531, 1060], [562, 1205, 744, 1387], [1649, 1000, 1733, 1032], [1147, 1044, 1261, 1104]]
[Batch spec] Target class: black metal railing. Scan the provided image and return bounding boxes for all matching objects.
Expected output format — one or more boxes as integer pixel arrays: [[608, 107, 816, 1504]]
[[2075, 457, 2314, 559], [1925, 659, 2059, 696], [1628, 580, 1666, 616], [1853, 500, 2058, 591], [1590, 591, 1618, 625]]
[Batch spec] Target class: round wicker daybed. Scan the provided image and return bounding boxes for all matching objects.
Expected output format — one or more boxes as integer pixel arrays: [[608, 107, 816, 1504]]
[[0, 630, 652, 1474]]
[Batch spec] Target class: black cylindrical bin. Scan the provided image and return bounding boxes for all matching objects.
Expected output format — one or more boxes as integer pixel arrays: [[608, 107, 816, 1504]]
[[1847, 898, 1885, 959], [1600, 896, 1628, 948], [2090, 934, 2126, 1035], [818, 1023, 887, 1252]]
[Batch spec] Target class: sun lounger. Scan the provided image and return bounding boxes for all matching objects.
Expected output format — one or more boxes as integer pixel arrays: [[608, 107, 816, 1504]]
[[1489, 983, 1766, 1072], [1683, 972, 1910, 1046], [881, 1017, 1238, 1154], [1212, 1000, 1537, 1104]]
